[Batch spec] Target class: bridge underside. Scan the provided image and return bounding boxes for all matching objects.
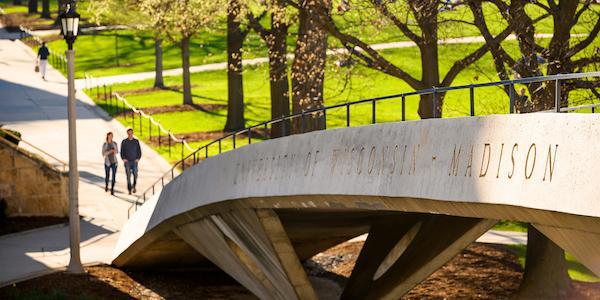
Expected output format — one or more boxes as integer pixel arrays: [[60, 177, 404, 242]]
[[114, 196, 600, 300]]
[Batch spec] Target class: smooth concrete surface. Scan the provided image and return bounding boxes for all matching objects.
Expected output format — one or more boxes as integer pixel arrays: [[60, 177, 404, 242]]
[[114, 113, 600, 299], [0, 39, 172, 287]]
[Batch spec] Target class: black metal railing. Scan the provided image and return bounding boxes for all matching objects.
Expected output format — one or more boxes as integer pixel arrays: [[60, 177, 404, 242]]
[[127, 71, 600, 217]]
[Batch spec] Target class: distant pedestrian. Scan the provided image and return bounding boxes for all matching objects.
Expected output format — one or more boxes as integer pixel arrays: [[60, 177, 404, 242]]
[[37, 42, 50, 80], [121, 128, 142, 195], [102, 132, 119, 195]]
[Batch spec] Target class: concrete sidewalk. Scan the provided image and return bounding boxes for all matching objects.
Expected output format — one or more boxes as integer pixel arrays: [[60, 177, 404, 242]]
[[0, 39, 172, 287], [77, 33, 566, 88], [348, 230, 527, 245]]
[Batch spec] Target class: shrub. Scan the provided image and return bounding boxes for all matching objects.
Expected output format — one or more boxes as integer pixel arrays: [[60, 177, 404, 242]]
[[0, 125, 21, 146]]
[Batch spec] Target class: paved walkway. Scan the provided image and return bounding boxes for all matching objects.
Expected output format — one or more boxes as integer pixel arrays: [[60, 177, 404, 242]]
[[0, 38, 172, 287], [77, 33, 565, 88], [348, 230, 527, 245]]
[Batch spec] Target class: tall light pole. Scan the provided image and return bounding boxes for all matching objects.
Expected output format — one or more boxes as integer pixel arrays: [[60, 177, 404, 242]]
[[60, 2, 84, 274]]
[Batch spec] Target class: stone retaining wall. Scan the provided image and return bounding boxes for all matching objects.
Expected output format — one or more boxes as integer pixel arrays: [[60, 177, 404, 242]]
[[0, 138, 68, 217]]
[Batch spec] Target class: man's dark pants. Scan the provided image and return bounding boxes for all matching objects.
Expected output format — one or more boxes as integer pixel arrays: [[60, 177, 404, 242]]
[[124, 161, 138, 192]]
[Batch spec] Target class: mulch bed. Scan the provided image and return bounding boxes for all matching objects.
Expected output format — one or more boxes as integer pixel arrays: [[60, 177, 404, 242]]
[[147, 127, 269, 146], [116, 85, 199, 97], [140, 103, 226, 115], [305, 241, 600, 299], [0, 217, 68, 236], [2, 242, 598, 299], [110, 103, 224, 118], [0, 266, 255, 300], [0, 11, 57, 32]]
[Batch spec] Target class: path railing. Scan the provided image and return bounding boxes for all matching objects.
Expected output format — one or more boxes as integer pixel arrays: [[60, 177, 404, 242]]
[[19, 25, 68, 74], [126, 72, 600, 217], [0, 127, 68, 172], [83, 73, 194, 161]]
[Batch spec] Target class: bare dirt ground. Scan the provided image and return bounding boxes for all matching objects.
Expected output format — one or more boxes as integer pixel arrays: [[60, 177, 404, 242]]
[[0, 216, 67, 236], [2, 242, 599, 299]]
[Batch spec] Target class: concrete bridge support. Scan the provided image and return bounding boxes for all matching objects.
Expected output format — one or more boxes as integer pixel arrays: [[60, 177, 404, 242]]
[[174, 208, 317, 300], [342, 215, 496, 299], [173, 208, 497, 299]]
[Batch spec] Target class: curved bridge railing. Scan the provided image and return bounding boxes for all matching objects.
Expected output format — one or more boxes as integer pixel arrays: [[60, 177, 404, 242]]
[[128, 71, 600, 217]]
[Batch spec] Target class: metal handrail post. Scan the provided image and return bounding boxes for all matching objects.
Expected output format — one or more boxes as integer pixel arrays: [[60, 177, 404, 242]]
[[372, 99, 376, 124], [555, 79, 561, 113], [433, 88, 439, 118], [181, 139, 185, 170], [509, 82, 515, 114], [346, 103, 350, 127], [402, 95, 406, 121], [469, 85, 475, 116]]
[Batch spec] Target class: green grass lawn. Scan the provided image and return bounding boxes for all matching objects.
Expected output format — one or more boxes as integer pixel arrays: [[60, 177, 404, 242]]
[[507, 244, 600, 283], [493, 221, 528, 232], [90, 37, 600, 163], [96, 41, 516, 132], [42, 0, 594, 78]]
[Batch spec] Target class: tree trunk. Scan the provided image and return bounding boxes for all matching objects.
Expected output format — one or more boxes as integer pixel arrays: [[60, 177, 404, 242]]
[[154, 37, 164, 88], [268, 1, 290, 138], [224, 0, 245, 132], [40, 0, 50, 18], [291, 0, 331, 133], [58, 0, 67, 12], [181, 37, 193, 105], [415, 1, 440, 119], [516, 225, 571, 299], [13, 0, 22, 5], [54, 0, 68, 25], [28, 0, 37, 13]]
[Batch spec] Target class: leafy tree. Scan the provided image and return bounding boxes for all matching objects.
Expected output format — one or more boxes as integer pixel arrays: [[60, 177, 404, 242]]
[[309, 0, 512, 119], [41, 0, 50, 18], [247, 0, 292, 137], [140, 0, 225, 105], [224, 0, 250, 131], [88, 0, 167, 88], [28, 0, 37, 13], [289, 0, 332, 132], [468, 0, 600, 112]]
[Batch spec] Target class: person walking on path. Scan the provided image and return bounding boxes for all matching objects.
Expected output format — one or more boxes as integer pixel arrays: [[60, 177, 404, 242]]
[[102, 132, 119, 195], [36, 42, 50, 80], [121, 128, 141, 195]]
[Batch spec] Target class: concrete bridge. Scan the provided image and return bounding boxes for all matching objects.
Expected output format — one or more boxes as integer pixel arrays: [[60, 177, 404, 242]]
[[113, 112, 600, 299]]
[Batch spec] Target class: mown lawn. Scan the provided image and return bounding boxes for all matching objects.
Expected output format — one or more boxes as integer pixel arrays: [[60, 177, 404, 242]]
[[96, 41, 519, 131], [42, 0, 594, 78], [507, 244, 600, 283], [91, 37, 600, 163]]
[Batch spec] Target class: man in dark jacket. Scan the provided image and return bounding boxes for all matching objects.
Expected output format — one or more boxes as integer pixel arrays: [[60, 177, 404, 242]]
[[121, 128, 142, 194]]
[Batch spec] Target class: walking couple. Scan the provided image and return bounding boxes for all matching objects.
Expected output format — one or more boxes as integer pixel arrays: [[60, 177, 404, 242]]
[[102, 128, 142, 195]]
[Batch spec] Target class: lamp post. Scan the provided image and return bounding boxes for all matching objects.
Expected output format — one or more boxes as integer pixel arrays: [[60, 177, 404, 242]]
[[59, 2, 84, 274]]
